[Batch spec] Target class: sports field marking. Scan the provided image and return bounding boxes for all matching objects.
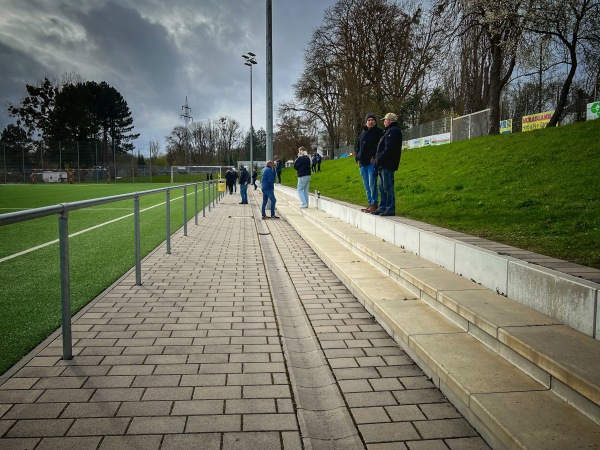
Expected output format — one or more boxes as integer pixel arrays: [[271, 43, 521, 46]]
[[0, 192, 196, 264]]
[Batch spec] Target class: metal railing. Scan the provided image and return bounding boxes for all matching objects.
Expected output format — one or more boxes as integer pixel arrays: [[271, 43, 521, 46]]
[[0, 180, 223, 360]]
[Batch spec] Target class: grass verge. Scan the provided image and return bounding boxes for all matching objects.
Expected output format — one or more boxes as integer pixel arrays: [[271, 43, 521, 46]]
[[283, 120, 600, 269]]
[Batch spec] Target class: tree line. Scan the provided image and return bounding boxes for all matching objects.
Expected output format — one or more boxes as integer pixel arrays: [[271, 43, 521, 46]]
[[1, 74, 139, 169], [279, 0, 599, 155]]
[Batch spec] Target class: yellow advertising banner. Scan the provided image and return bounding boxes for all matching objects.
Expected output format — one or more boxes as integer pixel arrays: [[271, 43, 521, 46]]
[[522, 110, 554, 132]]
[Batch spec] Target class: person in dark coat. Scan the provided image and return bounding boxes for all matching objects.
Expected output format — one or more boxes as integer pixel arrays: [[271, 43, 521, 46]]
[[355, 113, 384, 213], [251, 166, 258, 190], [238, 166, 249, 204], [225, 168, 235, 194], [275, 157, 283, 184], [371, 113, 402, 217]]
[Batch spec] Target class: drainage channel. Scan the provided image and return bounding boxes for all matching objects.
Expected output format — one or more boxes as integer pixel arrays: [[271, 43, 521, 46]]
[[255, 212, 364, 449]]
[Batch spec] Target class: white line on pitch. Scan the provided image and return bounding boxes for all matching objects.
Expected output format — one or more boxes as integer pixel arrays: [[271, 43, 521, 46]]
[[0, 192, 198, 264]]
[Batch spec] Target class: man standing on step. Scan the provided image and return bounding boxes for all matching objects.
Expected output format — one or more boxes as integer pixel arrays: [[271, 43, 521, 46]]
[[355, 113, 384, 213], [372, 112, 402, 217]]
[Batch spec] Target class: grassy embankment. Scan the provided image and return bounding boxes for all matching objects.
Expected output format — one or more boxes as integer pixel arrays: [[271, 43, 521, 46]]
[[283, 120, 600, 270]]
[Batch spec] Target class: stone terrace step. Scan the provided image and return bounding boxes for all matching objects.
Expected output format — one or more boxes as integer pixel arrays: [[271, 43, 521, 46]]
[[273, 188, 600, 450]]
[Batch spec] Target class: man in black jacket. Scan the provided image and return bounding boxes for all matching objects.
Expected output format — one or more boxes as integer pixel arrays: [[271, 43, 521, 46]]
[[372, 113, 402, 217], [355, 113, 384, 213], [238, 166, 249, 204]]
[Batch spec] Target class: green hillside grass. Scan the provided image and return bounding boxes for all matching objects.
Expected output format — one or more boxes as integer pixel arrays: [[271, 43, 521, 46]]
[[283, 120, 600, 269]]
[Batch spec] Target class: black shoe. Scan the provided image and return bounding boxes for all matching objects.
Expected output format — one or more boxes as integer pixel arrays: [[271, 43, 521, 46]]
[[270, 215, 280, 219], [371, 209, 384, 215], [261, 216, 268, 220], [239, 202, 244, 204], [380, 211, 395, 216]]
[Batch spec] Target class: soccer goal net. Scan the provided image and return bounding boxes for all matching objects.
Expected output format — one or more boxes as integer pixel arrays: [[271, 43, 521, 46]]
[[170, 166, 224, 183], [451, 109, 490, 142]]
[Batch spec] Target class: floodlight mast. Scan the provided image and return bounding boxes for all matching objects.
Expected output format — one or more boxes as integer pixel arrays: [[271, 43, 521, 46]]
[[242, 53, 257, 178]]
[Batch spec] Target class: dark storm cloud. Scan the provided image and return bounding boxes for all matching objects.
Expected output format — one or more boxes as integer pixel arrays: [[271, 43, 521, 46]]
[[0, 0, 338, 151]]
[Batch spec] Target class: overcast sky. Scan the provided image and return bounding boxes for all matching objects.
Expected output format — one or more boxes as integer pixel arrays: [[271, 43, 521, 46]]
[[0, 0, 337, 155]]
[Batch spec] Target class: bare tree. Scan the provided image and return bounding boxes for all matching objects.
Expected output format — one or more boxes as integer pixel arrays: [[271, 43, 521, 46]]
[[285, 0, 445, 152], [525, 0, 600, 125], [149, 140, 160, 162]]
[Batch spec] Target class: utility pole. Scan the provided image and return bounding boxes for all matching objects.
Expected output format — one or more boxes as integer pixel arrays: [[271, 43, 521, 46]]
[[181, 97, 193, 165]]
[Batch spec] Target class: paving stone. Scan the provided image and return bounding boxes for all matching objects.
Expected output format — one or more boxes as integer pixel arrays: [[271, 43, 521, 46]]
[[186, 414, 241, 432], [359, 422, 420, 443], [385, 405, 427, 421], [3, 403, 66, 419], [226, 399, 276, 414], [36, 436, 101, 450], [98, 435, 163, 450], [345, 391, 398, 408], [413, 418, 479, 439], [67, 417, 129, 436], [38, 389, 94, 403], [406, 440, 449, 450], [6, 419, 73, 438], [193, 386, 242, 400], [393, 389, 447, 405], [161, 433, 221, 450], [366, 442, 409, 450], [419, 402, 462, 420], [142, 387, 193, 401], [445, 437, 491, 450], [61, 402, 120, 418], [243, 413, 298, 431], [127, 416, 186, 434], [117, 400, 172, 417], [222, 432, 281, 450], [351, 407, 391, 424]]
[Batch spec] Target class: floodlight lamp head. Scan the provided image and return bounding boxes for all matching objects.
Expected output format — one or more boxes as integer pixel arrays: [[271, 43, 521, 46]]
[[247, 52, 256, 56], [244, 62, 251, 66]]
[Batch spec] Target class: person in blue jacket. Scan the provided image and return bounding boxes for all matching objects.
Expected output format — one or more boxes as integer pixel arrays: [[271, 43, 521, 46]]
[[260, 161, 278, 219]]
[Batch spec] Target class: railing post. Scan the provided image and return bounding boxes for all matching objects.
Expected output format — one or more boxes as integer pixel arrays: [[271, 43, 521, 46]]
[[208, 181, 211, 212], [134, 195, 141, 285], [166, 190, 171, 254], [58, 210, 73, 360], [183, 186, 188, 237], [203, 182, 206, 217], [194, 183, 198, 225]]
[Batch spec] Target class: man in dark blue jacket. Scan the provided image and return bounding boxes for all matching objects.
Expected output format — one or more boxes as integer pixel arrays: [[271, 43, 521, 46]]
[[372, 113, 402, 217], [260, 161, 278, 219], [355, 113, 384, 212]]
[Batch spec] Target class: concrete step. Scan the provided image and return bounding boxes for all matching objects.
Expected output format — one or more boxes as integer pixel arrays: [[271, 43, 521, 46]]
[[274, 189, 600, 449]]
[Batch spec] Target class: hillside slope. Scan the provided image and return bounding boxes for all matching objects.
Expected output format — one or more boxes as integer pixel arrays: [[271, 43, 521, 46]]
[[285, 120, 600, 269]]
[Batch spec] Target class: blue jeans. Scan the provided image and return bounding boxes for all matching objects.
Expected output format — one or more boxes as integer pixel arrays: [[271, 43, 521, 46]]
[[297, 175, 311, 206], [261, 189, 276, 217], [378, 169, 395, 213], [359, 163, 377, 206], [240, 184, 248, 203]]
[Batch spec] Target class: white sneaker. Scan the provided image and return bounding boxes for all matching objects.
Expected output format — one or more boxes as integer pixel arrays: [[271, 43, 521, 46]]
[[300, 205, 308, 209]]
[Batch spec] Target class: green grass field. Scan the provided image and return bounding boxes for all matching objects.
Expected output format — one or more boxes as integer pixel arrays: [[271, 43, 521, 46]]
[[0, 182, 214, 374], [284, 120, 600, 269]]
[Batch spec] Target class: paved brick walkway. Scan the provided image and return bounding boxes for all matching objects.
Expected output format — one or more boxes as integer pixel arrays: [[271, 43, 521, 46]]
[[0, 190, 490, 449]]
